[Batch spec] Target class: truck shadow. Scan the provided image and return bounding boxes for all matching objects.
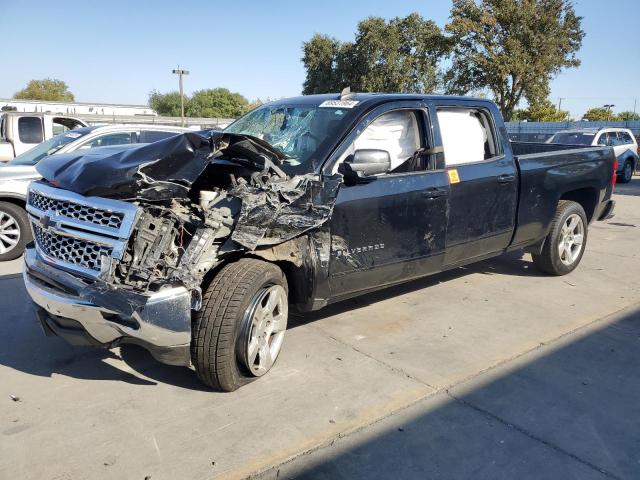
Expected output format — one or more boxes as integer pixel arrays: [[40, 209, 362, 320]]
[[291, 251, 543, 326], [0, 273, 209, 391], [258, 305, 640, 480], [0, 251, 540, 391]]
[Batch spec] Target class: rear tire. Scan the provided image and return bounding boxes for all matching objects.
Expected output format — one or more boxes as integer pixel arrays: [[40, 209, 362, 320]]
[[618, 160, 633, 183], [0, 202, 31, 262], [532, 200, 588, 276], [191, 258, 288, 392]]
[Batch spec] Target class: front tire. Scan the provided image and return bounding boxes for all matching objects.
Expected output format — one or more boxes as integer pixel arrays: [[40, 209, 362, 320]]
[[532, 200, 588, 276], [191, 258, 288, 392], [0, 201, 31, 262]]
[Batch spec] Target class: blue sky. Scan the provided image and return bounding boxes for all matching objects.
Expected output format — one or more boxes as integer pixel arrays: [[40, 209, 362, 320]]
[[0, 0, 638, 119]]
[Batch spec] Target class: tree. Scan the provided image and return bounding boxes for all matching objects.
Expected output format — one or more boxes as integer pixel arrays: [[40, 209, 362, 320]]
[[302, 34, 341, 94], [302, 13, 450, 94], [618, 111, 640, 121], [148, 90, 185, 117], [445, 0, 584, 121], [188, 88, 249, 118], [148, 88, 250, 117], [582, 107, 620, 121], [511, 99, 571, 121], [14, 78, 75, 102]]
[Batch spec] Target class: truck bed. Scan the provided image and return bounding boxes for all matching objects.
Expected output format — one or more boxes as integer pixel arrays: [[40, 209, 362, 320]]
[[510, 141, 596, 156], [509, 141, 615, 249]]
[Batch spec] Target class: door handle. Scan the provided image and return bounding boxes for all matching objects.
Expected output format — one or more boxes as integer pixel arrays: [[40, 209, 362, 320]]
[[422, 188, 448, 199], [498, 174, 516, 183]]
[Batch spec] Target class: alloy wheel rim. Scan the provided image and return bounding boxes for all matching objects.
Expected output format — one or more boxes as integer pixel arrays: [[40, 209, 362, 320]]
[[625, 162, 632, 181], [0, 211, 20, 255], [241, 284, 288, 376], [558, 213, 584, 266]]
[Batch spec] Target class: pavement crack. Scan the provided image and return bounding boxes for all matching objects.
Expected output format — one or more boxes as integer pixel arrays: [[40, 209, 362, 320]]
[[310, 324, 438, 390], [446, 392, 622, 480]]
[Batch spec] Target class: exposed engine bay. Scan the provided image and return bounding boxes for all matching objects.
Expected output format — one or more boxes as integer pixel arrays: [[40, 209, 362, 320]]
[[35, 131, 340, 307]]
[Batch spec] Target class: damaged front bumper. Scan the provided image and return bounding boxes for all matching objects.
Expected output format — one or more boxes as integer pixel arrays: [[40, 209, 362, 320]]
[[23, 247, 192, 366]]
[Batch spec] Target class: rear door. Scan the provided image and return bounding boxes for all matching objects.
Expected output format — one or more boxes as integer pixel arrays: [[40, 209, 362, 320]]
[[432, 101, 517, 267], [326, 101, 449, 298]]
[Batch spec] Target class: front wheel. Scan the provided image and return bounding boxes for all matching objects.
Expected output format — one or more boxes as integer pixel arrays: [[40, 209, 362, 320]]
[[532, 200, 588, 276], [0, 201, 31, 262], [191, 258, 288, 392]]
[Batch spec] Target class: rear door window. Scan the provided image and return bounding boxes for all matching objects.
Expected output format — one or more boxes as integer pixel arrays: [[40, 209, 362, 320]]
[[608, 132, 621, 146], [79, 132, 135, 149], [139, 130, 180, 143], [436, 108, 498, 166], [619, 132, 634, 144], [18, 117, 44, 144]]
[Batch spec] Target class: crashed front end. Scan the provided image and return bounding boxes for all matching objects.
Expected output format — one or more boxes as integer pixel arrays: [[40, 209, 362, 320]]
[[23, 132, 336, 366]]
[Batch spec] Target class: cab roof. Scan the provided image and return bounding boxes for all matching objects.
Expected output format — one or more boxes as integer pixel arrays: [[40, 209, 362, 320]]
[[266, 93, 492, 109]]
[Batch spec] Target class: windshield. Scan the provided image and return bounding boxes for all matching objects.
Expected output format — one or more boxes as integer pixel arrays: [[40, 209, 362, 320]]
[[10, 130, 86, 166], [546, 132, 595, 146], [224, 105, 350, 171]]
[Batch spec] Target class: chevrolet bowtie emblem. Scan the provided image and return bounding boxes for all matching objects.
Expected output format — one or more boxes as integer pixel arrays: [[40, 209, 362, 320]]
[[40, 215, 54, 229]]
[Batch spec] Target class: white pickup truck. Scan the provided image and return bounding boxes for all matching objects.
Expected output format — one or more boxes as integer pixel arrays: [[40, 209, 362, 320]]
[[0, 112, 87, 161]]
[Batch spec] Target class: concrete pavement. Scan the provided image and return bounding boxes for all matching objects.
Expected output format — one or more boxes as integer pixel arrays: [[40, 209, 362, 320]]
[[1, 179, 639, 480]]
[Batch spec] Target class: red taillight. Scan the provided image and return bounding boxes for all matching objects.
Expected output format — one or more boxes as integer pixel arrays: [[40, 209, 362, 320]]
[[612, 159, 618, 187]]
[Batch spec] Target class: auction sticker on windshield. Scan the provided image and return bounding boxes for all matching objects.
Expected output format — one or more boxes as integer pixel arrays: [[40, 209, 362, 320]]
[[319, 100, 360, 108]]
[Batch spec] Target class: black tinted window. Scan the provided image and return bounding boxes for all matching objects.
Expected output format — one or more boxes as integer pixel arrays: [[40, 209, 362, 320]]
[[619, 132, 633, 144], [18, 117, 44, 144], [82, 132, 135, 149], [139, 130, 179, 143]]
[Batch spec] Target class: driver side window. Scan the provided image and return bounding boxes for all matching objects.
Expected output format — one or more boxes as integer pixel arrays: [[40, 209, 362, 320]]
[[337, 110, 424, 175]]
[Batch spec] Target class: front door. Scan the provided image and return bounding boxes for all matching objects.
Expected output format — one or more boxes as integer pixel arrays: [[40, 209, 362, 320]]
[[326, 103, 449, 298]]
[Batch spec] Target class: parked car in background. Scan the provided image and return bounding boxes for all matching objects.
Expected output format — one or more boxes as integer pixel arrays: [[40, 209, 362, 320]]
[[0, 124, 189, 260], [546, 128, 638, 183], [0, 112, 88, 161]]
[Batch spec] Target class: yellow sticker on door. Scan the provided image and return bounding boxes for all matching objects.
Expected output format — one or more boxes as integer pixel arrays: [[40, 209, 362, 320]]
[[448, 169, 461, 184]]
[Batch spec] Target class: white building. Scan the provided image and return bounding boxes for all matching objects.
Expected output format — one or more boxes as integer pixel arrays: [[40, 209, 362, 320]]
[[0, 98, 157, 116]]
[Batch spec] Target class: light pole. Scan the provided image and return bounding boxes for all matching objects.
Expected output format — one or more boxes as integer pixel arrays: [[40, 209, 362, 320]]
[[603, 104, 615, 121], [172, 66, 190, 126]]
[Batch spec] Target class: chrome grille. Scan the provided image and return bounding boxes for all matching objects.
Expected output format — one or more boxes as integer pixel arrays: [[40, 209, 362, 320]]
[[33, 225, 112, 271], [27, 182, 141, 278], [29, 191, 124, 229]]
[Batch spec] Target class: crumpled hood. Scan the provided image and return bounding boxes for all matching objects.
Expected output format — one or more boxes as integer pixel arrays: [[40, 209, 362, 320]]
[[36, 131, 287, 200]]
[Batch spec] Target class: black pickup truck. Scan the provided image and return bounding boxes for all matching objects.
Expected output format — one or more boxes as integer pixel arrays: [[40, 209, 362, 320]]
[[23, 94, 616, 391]]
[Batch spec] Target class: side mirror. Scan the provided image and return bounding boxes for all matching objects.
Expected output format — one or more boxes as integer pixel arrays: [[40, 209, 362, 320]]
[[339, 149, 391, 184]]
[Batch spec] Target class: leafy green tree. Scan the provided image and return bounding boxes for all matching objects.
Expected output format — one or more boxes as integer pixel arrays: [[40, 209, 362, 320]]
[[445, 0, 584, 121], [302, 34, 341, 94], [14, 78, 75, 102], [148, 90, 185, 117], [582, 107, 620, 121], [618, 111, 640, 121], [511, 99, 571, 121], [302, 13, 450, 94], [188, 88, 249, 118]]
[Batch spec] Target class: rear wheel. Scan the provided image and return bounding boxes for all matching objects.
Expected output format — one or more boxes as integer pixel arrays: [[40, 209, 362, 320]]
[[618, 160, 633, 183], [191, 258, 288, 392], [0, 202, 31, 262], [532, 200, 588, 276]]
